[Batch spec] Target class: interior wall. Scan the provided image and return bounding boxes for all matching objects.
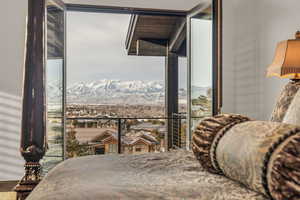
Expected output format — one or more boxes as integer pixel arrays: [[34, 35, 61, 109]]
[[221, 0, 237, 115], [0, 2, 27, 181], [257, 0, 299, 120], [222, 0, 262, 119], [222, 0, 298, 120]]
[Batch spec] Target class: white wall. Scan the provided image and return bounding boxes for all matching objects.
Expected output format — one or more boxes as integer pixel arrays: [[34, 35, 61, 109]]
[[222, 0, 262, 119], [257, 0, 299, 120], [222, 0, 298, 120], [0, 1, 27, 181]]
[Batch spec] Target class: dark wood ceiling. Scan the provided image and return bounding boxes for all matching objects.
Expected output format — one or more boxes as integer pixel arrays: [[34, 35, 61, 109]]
[[126, 15, 184, 56], [125, 2, 212, 57]]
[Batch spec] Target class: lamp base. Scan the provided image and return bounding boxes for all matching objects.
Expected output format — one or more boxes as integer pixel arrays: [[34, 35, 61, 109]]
[[291, 79, 300, 82], [14, 162, 42, 200]]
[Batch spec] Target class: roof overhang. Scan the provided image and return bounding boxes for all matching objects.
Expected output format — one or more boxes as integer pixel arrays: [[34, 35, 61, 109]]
[[125, 3, 212, 57], [125, 14, 186, 56]]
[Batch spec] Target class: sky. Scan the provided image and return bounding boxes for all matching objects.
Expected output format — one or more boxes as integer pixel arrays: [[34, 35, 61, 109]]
[[191, 19, 212, 88], [66, 11, 187, 88]]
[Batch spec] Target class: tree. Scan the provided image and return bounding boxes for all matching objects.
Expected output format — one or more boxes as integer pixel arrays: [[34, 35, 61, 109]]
[[66, 127, 90, 158]]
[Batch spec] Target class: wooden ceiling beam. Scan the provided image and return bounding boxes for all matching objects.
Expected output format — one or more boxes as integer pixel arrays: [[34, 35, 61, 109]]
[[169, 18, 186, 53], [125, 15, 138, 52], [136, 39, 167, 56]]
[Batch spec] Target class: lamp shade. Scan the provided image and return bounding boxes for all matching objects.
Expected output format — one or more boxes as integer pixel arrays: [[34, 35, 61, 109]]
[[267, 31, 300, 79]]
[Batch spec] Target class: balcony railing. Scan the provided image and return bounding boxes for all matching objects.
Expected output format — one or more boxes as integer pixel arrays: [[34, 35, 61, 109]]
[[172, 113, 187, 149], [42, 115, 186, 172]]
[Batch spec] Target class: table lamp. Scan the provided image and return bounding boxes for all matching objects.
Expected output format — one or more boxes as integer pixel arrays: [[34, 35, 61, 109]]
[[268, 31, 300, 122], [267, 31, 300, 79]]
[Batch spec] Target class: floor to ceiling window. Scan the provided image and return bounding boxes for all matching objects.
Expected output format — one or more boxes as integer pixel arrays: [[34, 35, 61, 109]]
[[187, 4, 214, 147], [42, 0, 220, 171], [43, 3, 189, 171]]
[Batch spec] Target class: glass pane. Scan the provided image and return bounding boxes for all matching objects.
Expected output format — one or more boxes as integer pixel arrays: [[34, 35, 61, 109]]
[[189, 11, 213, 133], [47, 59, 63, 116], [123, 119, 166, 154], [44, 0, 65, 172], [41, 156, 63, 175], [46, 117, 63, 157], [65, 118, 167, 157]]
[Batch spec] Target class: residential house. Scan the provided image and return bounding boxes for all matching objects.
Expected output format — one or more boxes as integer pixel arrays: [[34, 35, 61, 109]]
[[90, 130, 159, 155]]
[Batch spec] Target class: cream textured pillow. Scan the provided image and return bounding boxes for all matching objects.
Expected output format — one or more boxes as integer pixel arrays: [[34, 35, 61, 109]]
[[283, 89, 300, 125]]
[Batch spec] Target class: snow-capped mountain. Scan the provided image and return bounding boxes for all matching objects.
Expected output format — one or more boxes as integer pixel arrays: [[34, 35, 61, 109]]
[[67, 80, 165, 105], [47, 80, 208, 105]]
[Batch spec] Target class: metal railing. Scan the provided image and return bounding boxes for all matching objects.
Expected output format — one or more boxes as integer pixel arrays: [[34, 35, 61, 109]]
[[172, 113, 187, 149], [42, 115, 187, 172], [65, 115, 186, 155]]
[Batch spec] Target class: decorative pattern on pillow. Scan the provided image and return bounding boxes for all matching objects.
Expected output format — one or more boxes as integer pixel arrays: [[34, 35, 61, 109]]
[[270, 80, 300, 122], [216, 121, 300, 199]]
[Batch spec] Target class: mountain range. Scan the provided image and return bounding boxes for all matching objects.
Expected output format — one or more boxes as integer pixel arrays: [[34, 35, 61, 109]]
[[48, 79, 209, 105]]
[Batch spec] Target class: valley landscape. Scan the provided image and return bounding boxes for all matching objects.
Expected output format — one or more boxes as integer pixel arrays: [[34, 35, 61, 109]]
[[43, 79, 210, 171]]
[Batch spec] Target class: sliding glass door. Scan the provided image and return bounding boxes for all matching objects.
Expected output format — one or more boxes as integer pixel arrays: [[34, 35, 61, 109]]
[[187, 1, 221, 148], [42, 0, 66, 172]]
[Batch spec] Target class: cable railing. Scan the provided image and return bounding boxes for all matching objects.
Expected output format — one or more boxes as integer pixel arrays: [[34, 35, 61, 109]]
[[66, 116, 186, 156], [68, 117, 160, 155], [42, 115, 186, 172], [172, 113, 187, 149]]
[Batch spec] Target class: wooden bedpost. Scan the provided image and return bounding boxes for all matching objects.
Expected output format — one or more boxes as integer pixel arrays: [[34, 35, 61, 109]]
[[14, 0, 47, 199]]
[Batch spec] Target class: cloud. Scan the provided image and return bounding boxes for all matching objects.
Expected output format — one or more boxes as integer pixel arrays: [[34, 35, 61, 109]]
[[66, 11, 186, 88], [67, 12, 166, 84]]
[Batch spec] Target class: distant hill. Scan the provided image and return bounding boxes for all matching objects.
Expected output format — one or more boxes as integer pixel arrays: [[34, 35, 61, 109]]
[[48, 79, 209, 105]]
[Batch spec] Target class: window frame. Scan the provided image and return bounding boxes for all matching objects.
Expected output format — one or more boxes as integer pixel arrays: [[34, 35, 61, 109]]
[[45, 0, 67, 162], [186, 0, 223, 149], [42, 0, 222, 160]]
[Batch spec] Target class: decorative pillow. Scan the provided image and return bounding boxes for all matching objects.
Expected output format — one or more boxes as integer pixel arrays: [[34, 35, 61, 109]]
[[282, 89, 300, 125], [193, 114, 300, 200], [192, 114, 251, 173], [270, 80, 300, 122]]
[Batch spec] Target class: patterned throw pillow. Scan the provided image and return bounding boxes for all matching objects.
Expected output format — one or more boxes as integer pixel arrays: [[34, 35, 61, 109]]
[[193, 114, 300, 200]]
